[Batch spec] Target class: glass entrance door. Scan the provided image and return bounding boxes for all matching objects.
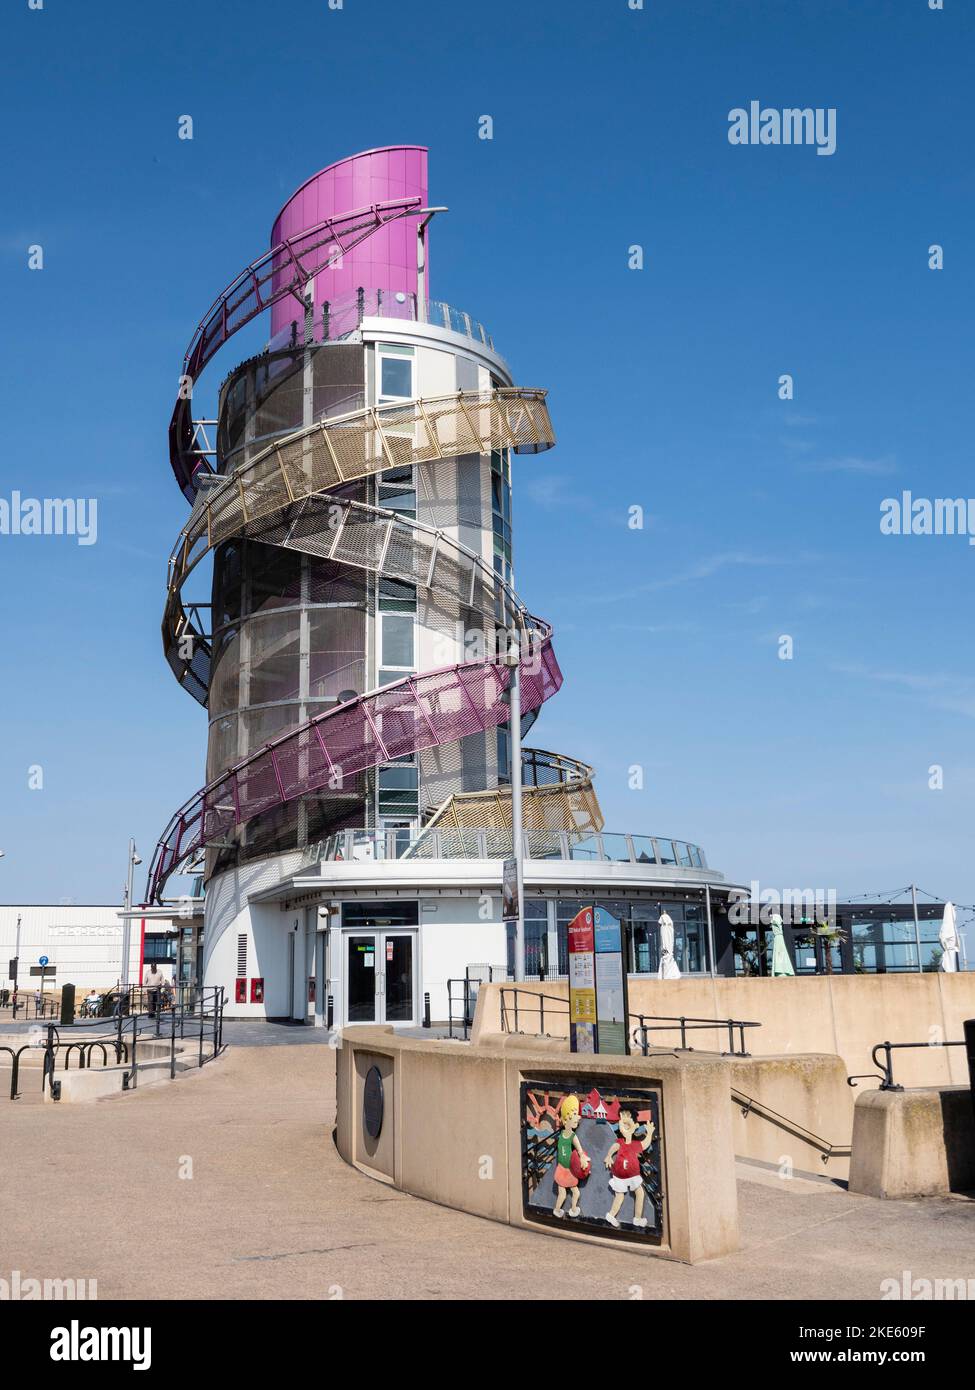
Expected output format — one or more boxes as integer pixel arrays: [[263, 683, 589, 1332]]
[[345, 931, 416, 1025]]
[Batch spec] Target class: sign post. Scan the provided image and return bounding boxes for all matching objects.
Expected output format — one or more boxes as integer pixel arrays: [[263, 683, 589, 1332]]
[[593, 906, 629, 1055], [567, 906, 630, 1055], [567, 907, 597, 1052]]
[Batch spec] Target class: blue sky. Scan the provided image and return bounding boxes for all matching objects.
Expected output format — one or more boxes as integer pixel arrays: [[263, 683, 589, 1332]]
[[1, 0, 972, 931]]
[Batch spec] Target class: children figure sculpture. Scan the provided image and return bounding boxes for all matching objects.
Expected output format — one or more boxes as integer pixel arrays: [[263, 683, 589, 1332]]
[[552, 1094, 590, 1219], [604, 1102, 655, 1228]]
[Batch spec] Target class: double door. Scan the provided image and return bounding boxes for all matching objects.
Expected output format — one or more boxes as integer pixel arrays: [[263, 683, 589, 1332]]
[[345, 930, 416, 1025]]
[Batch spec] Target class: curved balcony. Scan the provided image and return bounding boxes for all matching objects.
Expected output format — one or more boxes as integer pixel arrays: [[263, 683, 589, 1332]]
[[307, 827, 708, 869], [264, 289, 495, 354]]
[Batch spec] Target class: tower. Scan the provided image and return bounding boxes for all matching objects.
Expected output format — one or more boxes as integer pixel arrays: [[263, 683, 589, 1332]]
[[150, 147, 607, 1015]]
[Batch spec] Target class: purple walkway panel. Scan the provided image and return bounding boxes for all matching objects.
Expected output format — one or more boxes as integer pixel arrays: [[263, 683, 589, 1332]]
[[147, 643, 562, 904]]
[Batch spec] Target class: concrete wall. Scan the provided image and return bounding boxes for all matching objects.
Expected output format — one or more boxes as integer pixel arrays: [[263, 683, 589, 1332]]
[[336, 1026, 739, 1264], [203, 854, 313, 1019], [472, 975, 975, 1088], [849, 1087, 975, 1198], [728, 1053, 853, 1179], [416, 900, 505, 1022]]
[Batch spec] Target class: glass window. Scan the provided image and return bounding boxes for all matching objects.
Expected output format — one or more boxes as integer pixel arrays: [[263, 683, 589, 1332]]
[[143, 935, 176, 964], [630, 910, 659, 975], [681, 904, 706, 973], [379, 578, 417, 613], [378, 761, 418, 815], [380, 612, 414, 670], [555, 900, 587, 975], [733, 929, 763, 977], [378, 480, 416, 517], [654, 839, 677, 866], [848, 915, 941, 973], [343, 901, 419, 928], [496, 725, 510, 782], [378, 346, 413, 403], [521, 903, 550, 979], [378, 464, 416, 518]]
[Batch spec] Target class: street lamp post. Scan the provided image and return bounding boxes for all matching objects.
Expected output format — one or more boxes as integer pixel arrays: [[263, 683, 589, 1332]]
[[120, 840, 142, 990], [12, 911, 21, 1018]]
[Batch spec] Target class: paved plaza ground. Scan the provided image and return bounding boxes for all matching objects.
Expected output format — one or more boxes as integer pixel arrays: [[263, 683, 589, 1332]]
[[1, 1029, 972, 1300]]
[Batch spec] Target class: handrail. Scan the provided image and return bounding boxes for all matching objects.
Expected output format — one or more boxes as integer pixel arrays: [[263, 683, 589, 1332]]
[[0, 988, 226, 1100], [170, 198, 424, 499], [631, 1013, 761, 1058], [498, 986, 569, 1037], [312, 824, 707, 866], [730, 1087, 852, 1167], [163, 397, 555, 707], [146, 641, 562, 903], [497, 986, 761, 1058], [847, 1038, 968, 1092]]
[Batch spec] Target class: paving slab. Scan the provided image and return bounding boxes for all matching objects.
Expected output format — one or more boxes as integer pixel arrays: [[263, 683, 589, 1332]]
[[0, 1043, 971, 1300]]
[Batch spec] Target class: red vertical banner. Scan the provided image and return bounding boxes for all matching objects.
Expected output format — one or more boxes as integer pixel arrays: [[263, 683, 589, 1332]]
[[567, 907, 597, 1053]]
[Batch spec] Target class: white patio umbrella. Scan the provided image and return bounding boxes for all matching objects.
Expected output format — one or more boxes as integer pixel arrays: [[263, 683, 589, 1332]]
[[657, 911, 681, 980], [770, 912, 795, 977], [939, 902, 959, 972]]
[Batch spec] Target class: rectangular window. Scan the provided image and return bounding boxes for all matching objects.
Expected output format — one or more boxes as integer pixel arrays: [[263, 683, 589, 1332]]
[[378, 463, 416, 518], [380, 613, 414, 670], [378, 759, 419, 816], [342, 901, 420, 929], [377, 343, 414, 404], [143, 935, 176, 965], [378, 578, 416, 684]]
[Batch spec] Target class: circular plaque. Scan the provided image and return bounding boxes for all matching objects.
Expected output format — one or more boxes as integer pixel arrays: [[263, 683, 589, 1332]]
[[363, 1065, 384, 1140]]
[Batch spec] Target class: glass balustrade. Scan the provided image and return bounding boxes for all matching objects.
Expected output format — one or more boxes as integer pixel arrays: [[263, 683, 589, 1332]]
[[307, 827, 708, 869]]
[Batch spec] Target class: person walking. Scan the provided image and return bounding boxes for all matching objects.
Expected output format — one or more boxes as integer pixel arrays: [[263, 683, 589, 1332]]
[[144, 964, 165, 1017]]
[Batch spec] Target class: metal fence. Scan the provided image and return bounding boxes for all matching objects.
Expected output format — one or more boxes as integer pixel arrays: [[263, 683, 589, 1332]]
[[0, 986, 225, 1101], [497, 986, 761, 1058]]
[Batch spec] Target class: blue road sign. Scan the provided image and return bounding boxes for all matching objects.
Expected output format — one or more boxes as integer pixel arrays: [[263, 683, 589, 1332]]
[[39, 955, 49, 966]]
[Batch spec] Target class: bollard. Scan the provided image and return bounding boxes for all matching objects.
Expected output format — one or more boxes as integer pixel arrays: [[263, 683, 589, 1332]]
[[43, 1024, 57, 1095], [423, 992, 431, 1028], [60, 984, 76, 1026]]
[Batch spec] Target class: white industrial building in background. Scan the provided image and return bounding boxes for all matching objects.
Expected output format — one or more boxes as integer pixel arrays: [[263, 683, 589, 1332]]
[[0, 905, 180, 997]]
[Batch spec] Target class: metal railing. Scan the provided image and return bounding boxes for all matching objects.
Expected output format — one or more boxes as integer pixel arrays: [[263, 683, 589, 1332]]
[[309, 827, 708, 869], [0, 993, 61, 1021], [264, 289, 497, 354], [497, 986, 760, 1057], [847, 1038, 968, 1092], [631, 1014, 760, 1058], [730, 1087, 851, 1167], [0, 987, 225, 1101], [447, 965, 506, 1039], [499, 986, 568, 1037]]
